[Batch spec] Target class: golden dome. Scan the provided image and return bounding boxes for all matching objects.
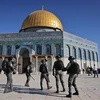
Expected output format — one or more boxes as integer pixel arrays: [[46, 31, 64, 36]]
[[21, 9, 63, 31]]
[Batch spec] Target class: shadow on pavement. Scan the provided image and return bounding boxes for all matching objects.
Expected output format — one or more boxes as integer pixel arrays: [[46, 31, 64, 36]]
[[14, 87, 66, 97], [14, 87, 48, 95], [0, 84, 66, 97]]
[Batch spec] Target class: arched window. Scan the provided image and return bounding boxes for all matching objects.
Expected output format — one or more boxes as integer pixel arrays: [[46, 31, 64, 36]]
[[92, 51, 95, 61], [72, 46, 76, 58], [66, 45, 70, 57], [55, 44, 61, 55], [7, 45, 11, 55], [0, 46, 3, 55], [95, 52, 98, 62], [88, 50, 91, 61], [78, 48, 82, 59], [46, 44, 51, 54], [83, 49, 86, 60], [37, 44, 42, 54]]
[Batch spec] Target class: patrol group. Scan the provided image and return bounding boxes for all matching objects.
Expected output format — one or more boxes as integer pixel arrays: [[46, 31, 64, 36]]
[[0, 55, 82, 98]]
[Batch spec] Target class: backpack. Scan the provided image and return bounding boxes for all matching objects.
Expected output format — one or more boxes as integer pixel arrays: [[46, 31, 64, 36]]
[[2, 60, 15, 74], [54, 60, 64, 70], [67, 62, 80, 74], [2, 60, 8, 73]]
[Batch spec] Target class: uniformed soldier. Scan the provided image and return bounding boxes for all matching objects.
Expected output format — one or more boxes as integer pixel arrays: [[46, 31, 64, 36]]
[[45, 59, 50, 82], [39, 60, 52, 90], [3, 57, 16, 93], [64, 56, 80, 98], [25, 61, 33, 87], [53, 55, 65, 93]]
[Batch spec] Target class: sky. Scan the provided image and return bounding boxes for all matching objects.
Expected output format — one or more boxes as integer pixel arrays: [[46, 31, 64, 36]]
[[0, 0, 100, 60]]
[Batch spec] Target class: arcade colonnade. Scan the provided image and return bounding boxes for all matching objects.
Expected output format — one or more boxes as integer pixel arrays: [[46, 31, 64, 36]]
[[0, 43, 99, 74], [64, 44, 99, 71]]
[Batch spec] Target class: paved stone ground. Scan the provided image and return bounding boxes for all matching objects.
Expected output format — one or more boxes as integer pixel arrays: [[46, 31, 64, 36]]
[[0, 73, 100, 100]]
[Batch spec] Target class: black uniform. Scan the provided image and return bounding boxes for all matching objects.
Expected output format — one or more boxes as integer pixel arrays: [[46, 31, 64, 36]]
[[53, 56, 65, 93], [3, 57, 15, 93], [39, 60, 52, 90], [65, 56, 80, 98]]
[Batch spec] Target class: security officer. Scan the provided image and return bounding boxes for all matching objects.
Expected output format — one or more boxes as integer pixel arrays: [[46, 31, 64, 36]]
[[53, 55, 65, 93], [65, 56, 80, 98], [4, 57, 15, 93], [39, 60, 52, 90], [45, 59, 50, 82], [25, 61, 33, 87]]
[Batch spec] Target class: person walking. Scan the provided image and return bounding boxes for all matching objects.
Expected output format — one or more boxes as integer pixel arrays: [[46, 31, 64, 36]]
[[25, 61, 33, 87], [86, 66, 90, 76], [82, 68, 85, 74], [93, 64, 98, 78], [3, 57, 16, 93], [90, 66, 93, 75], [39, 60, 52, 90], [63, 56, 80, 98], [45, 59, 50, 82], [52, 55, 65, 93]]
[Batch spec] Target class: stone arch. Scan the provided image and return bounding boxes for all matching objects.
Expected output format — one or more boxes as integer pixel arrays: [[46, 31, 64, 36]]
[[66, 44, 70, 57], [7, 45, 12, 55], [46, 44, 51, 54], [17, 46, 31, 73], [72, 46, 76, 58], [92, 51, 95, 61], [20, 48, 29, 57], [17, 46, 31, 56], [55, 44, 61, 55], [78, 48, 82, 60], [95, 52, 98, 62], [88, 50, 91, 61], [83, 49, 86, 60], [36, 44, 42, 54]]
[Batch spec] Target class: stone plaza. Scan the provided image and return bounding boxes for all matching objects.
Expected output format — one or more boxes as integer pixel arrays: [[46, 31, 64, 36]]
[[0, 73, 100, 100]]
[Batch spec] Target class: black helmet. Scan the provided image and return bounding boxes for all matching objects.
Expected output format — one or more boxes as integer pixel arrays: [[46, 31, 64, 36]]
[[8, 57, 12, 61], [68, 56, 75, 60], [41, 60, 44, 63], [55, 55, 61, 59]]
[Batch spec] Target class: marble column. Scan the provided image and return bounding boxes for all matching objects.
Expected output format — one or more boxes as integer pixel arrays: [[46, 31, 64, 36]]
[[35, 56, 38, 73], [16, 55, 19, 74]]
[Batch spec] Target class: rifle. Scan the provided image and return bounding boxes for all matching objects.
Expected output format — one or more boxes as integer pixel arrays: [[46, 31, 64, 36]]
[[30, 74, 35, 80]]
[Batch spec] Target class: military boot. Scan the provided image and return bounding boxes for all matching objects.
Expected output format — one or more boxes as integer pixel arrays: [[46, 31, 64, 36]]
[[73, 92, 79, 95], [66, 92, 72, 98], [4, 89, 11, 93], [25, 83, 29, 87]]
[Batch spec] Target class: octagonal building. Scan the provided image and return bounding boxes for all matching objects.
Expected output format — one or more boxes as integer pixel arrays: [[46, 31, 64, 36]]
[[0, 9, 99, 74]]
